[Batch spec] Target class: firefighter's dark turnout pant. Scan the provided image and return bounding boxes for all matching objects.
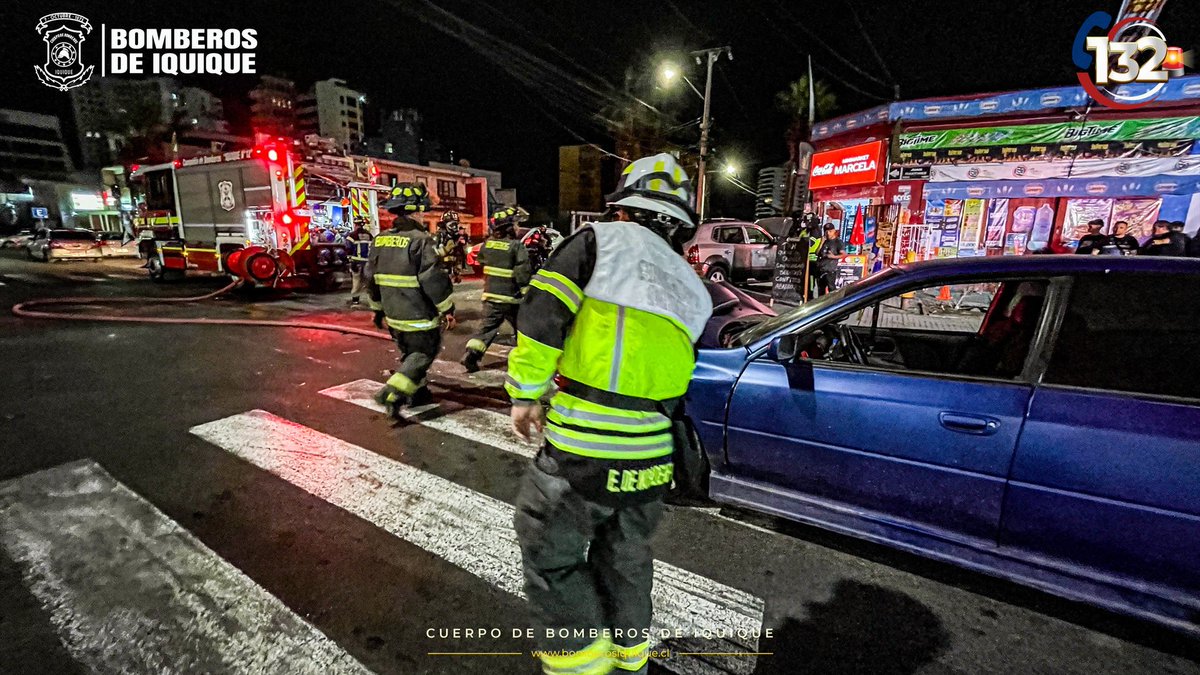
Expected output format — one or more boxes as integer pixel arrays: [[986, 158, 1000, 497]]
[[388, 328, 441, 397], [515, 451, 663, 675], [466, 301, 520, 355]]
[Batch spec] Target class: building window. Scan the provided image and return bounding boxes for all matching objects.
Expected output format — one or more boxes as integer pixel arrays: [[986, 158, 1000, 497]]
[[436, 179, 458, 198]]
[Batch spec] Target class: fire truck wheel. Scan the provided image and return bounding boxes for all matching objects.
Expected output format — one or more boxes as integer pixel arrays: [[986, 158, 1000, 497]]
[[148, 257, 184, 282], [148, 257, 166, 282]]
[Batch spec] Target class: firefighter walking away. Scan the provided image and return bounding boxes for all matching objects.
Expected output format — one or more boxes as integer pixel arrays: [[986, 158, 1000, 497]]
[[509, 153, 713, 675], [368, 183, 457, 417], [460, 205, 532, 373]]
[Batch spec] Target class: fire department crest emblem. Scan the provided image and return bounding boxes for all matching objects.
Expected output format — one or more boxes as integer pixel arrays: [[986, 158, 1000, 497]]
[[217, 181, 236, 211], [34, 13, 94, 91]]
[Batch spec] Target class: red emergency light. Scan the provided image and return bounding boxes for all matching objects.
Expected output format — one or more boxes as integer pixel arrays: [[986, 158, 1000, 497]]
[[130, 164, 140, 173], [172, 159, 183, 168], [1165, 47, 1185, 75]]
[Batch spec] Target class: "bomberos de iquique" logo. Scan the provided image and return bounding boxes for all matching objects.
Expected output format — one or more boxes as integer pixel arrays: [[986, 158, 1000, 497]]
[[34, 13, 95, 91]]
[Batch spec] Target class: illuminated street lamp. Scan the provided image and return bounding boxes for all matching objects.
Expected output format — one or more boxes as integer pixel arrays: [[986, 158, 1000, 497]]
[[657, 47, 732, 222], [723, 163, 737, 176]]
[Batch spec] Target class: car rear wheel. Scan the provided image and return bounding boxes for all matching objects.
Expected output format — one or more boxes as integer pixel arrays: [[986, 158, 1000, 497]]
[[705, 264, 729, 283]]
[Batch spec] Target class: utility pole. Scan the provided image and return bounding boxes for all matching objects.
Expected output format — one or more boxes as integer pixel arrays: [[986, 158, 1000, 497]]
[[691, 46, 731, 223]]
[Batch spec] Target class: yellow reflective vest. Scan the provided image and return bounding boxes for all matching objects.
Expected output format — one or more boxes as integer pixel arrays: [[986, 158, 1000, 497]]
[[506, 222, 713, 504]]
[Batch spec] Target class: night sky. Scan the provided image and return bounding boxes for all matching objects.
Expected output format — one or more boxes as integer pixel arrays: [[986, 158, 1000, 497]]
[[2, 0, 1197, 217]]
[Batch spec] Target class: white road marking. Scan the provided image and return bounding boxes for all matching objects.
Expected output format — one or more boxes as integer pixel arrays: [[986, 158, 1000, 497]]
[[324, 381, 776, 542], [191, 411, 764, 674], [0, 460, 369, 675], [320, 378, 538, 459]]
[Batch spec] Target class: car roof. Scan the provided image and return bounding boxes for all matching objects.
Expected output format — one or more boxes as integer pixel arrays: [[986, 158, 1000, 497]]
[[895, 254, 1200, 280]]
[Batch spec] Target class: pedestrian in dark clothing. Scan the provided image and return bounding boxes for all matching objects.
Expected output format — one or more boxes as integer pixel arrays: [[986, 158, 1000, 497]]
[[1075, 219, 1109, 255], [1109, 221, 1140, 255], [1140, 220, 1189, 256], [815, 224, 845, 296]]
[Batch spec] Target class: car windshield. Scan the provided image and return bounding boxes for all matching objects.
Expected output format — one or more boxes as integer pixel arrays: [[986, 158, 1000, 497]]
[[732, 268, 902, 345], [51, 230, 98, 241]]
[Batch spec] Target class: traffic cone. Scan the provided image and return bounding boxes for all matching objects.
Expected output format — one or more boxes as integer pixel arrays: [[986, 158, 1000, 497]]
[[937, 285, 952, 301]]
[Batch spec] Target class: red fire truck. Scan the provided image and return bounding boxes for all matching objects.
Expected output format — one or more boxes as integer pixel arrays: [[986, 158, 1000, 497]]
[[130, 139, 385, 288]]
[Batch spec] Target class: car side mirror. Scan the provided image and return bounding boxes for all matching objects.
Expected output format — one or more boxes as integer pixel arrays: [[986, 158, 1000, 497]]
[[767, 334, 799, 362]]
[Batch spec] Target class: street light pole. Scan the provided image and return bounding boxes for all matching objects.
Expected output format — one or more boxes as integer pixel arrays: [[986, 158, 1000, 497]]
[[690, 46, 731, 223]]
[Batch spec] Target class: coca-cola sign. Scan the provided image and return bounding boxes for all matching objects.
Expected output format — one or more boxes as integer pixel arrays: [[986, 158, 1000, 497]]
[[809, 140, 887, 190]]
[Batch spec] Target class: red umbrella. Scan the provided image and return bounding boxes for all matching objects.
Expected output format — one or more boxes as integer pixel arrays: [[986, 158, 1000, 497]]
[[849, 206, 866, 247]]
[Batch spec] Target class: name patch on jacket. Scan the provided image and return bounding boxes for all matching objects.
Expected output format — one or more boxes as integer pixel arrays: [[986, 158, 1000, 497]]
[[485, 240, 511, 250], [605, 462, 673, 493], [376, 235, 412, 248]]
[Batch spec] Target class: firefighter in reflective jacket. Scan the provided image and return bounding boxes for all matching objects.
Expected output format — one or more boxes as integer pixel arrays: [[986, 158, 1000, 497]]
[[346, 219, 373, 306], [509, 153, 713, 675], [368, 183, 457, 417], [460, 206, 532, 373]]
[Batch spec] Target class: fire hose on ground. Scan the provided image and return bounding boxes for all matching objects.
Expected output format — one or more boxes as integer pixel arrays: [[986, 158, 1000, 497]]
[[10, 280, 394, 341]]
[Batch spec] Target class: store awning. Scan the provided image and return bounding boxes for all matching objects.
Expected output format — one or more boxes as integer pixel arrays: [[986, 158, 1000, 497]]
[[924, 175, 1200, 201]]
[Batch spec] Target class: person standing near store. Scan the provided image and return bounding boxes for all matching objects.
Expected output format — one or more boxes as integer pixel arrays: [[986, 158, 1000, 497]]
[[1109, 221, 1140, 255], [1140, 220, 1189, 256], [1075, 218, 1109, 255], [815, 223, 845, 296]]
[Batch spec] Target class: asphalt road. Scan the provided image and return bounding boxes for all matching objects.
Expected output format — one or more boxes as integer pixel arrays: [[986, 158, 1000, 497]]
[[0, 250, 1197, 674]]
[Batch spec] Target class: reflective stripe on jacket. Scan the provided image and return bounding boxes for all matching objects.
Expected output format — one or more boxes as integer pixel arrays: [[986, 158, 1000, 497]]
[[506, 223, 712, 504], [347, 229, 373, 261], [479, 236, 531, 303], [367, 216, 454, 330]]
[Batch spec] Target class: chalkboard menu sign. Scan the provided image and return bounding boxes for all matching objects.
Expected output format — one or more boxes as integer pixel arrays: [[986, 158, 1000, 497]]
[[771, 235, 810, 305]]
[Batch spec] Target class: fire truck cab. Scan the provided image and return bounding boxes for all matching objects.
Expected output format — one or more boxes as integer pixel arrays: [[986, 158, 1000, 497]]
[[130, 139, 384, 289]]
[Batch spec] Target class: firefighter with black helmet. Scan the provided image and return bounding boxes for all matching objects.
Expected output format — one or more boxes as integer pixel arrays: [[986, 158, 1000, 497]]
[[368, 182, 457, 417], [346, 218, 373, 306], [509, 153, 713, 675], [460, 205, 532, 373], [436, 210, 466, 283]]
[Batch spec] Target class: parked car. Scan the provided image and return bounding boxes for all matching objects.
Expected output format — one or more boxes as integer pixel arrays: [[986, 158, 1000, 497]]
[[686, 255, 1200, 635], [684, 219, 777, 283], [97, 231, 139, 258], [0, 230, 34, 249], [25, 228, 103, 262]]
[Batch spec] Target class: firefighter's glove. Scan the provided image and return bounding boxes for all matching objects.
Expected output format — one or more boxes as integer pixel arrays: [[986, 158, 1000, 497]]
[[510, 401, 545, 443], [373, 310, 386, 329]]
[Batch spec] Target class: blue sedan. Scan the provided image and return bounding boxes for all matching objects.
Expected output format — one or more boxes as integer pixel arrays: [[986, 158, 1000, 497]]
[[686, 255, 1200, 635]]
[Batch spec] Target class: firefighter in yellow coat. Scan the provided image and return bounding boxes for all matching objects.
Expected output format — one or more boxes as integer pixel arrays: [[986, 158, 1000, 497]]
[[508, 154, 713, 675]]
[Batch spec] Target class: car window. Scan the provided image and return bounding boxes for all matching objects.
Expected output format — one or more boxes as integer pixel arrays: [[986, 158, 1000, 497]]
[[714, 227, 745, 244], [745, 227, 772, 244], [1044, 274, 1200, 399], [797, 279, 1049, 380]]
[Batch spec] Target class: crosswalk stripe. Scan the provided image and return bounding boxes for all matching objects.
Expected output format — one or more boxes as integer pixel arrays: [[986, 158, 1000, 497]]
[[191, 410, 764, 675], [0, 460, 370, 674], [320, 378, 537, 458], [323, 379, 772, 545]]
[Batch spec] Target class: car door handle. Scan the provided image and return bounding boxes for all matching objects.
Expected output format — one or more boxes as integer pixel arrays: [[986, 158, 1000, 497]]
[[939, 412, 999, 435]]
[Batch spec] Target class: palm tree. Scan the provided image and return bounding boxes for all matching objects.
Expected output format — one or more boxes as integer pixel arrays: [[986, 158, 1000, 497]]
[[775, 75, 837, 135]]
